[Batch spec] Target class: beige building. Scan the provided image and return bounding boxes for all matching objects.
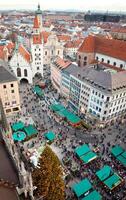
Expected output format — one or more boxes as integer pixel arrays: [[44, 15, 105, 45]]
[[0, 61, 20, 115]]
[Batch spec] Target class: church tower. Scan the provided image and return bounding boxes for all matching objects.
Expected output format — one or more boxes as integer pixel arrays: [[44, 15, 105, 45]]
[[35, 3, 43, 32], [31, 15, 43, 77]]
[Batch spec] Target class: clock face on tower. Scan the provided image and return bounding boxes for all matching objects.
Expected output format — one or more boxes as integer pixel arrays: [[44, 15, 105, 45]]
[[36, 45, 39, 49]]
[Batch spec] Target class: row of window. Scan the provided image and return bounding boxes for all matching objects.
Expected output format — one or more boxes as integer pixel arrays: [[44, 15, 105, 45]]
[[96, 56, 124, 68], [90, 103, 102, 112], [109, 104, 126, 113], [91, 96, 103, 106], [3, 84, 14, 89], [17, 68, 27, 77], [111, 98, 125, 106], [71, 79, 81, 87], [5, 100, 16, 106], [78, 55, 87, 60], [112, 93, 126, 99], [92, 90, 104, 99]]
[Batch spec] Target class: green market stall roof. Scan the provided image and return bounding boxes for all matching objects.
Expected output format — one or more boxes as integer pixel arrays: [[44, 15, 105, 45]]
[[11, 121, 25, 132], [81, 151, 97, 164], [96, 165, 122, 190], [96, 165, 113, 181], [117, 154, 126, 167], [111, 145, 124, 157], [44, 131, 56, 141], [72, 178, 92, 198], [24, 125, 38, 136], [33, 85, 44, 97], [50, 103, 81, 125], [75, 144, 90, 157], [75, 144, 98, 164], [104, 173, 122, 190], [111, 145, 126, 167], [82, 190, 102, 200], [12, 131, 26, 141]]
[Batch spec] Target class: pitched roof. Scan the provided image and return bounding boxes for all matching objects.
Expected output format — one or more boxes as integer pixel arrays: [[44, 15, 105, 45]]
[[64, 40, 83, 48], [18, 44, 31, 63], [64, 63, 126, 92], [78, 35, 95, 53], [53, 56, 71, 70], [57, 35, 71, 42], [0, 60, 17, 83], [78, 35, 126, 61], [0, 46, 5, 60], [33, 16, 39, 29]]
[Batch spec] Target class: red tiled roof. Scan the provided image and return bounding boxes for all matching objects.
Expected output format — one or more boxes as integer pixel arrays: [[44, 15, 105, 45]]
[[33, 34, 42, 44], [18, 44, 31, 63], [6, 42, 15, 53], [54, 57, 71, 69], [33, 16, 39, 29], [64, 39, 82, 48], [111, 27, 126, 33], [57, 35, 71, 42], [41, 31, 51, 43], [78, 35, 95, 53], [0, 47, 5, 60], [78, 35, 126, 61]]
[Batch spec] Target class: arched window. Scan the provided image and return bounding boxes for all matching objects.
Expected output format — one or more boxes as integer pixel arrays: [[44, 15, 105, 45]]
[[96, 56, 98, 60], [24, 69, 27, 77], [107, 60, 110, 64], [120, 64, 123, 69], [84, 56, 87, 60], [17, 68, 21, 77], [102, 58, 104, 62], [113, 62, 116, 66]]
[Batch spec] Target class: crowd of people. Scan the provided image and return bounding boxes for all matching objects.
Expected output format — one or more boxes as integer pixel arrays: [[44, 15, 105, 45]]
[[8, 82, 126, 200]]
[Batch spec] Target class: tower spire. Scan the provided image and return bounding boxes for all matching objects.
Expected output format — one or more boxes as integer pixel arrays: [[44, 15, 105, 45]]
[[38, 3, 40, 10]]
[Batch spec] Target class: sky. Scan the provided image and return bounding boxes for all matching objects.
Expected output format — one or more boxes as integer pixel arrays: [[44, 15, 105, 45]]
[[0, 0, 126, 12]]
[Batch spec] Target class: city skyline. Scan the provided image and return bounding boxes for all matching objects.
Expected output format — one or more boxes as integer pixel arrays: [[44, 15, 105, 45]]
[[0, 0, 126, 12]]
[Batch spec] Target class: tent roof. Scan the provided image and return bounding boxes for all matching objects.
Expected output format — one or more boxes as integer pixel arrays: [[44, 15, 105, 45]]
[[45, 131, 55, 141], [75, 144, 90, 157], [72, 178, 92, 198], [96, 165, 113, 181], [82, 190, 102, 200], [111, 145, 124, 157], [104, 173, 122, 190], [12, 121, 25, 132], [121, 151, 126, 159], [12, 131, 26, 141], [24, 125, 38, 136], [50, 103, 81, 124], [81, 151, 97, 164], [33, 85, 44, 97], [117, 155, 126, 167]]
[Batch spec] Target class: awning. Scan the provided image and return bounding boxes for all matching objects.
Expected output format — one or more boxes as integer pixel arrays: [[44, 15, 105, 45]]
[[44, 131, 56, 141], [72, 178, 92, 198], [24, 125, 38, 136], [82, 190, 102, 200], [12, 121, 25, 132], [75, 144, 90, 157]]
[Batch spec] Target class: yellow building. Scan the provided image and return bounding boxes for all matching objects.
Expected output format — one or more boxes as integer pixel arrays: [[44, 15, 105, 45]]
[[0, 61, 20, 115]]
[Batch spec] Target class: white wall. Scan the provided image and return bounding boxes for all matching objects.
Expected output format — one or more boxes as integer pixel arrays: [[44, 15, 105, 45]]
[[9, 53, 33, 84], [95, 53, 126, 69]]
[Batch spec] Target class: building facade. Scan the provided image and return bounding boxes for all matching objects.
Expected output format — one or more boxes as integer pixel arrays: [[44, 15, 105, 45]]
[[0, 61, 20, 115], [77, 35, 126, 70], [51, 60, 126, 123]]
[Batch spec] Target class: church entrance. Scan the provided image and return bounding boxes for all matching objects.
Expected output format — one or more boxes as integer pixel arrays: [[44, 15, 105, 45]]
[[20, 78, 29, 84]]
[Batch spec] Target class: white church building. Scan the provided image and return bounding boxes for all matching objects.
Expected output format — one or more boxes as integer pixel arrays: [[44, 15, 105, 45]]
[[9, 4, 63, 84]]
